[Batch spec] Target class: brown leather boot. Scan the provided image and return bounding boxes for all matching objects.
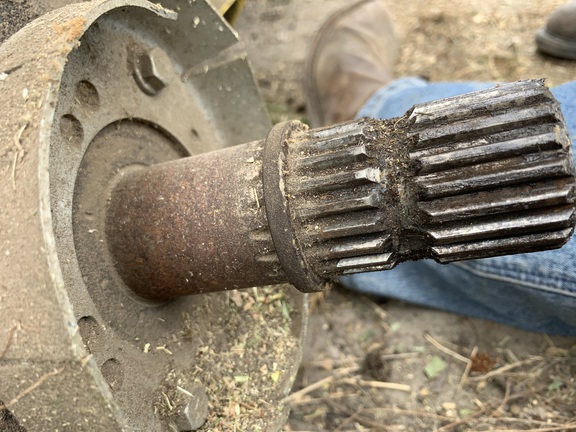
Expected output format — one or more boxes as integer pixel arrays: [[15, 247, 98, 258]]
[[304, 0, 398, 128], [536, 2, 576, 60]]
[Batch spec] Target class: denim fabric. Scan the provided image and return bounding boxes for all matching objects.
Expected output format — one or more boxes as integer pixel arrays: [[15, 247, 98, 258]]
[[341, 78, 576, 336]]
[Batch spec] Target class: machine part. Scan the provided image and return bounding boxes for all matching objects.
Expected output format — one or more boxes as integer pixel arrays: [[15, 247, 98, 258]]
[[0, 0, 245, 44], [0, 402, 26, 432], [211, 0, 246, 24], [0, 1, 306, 431], [133, 47, 173, 95], [168, 384, 210, 431], [106, 80, 576, 298]]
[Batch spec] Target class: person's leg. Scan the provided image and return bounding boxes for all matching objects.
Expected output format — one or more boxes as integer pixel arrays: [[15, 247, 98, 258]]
[[302, 0, 576, 335], [358, 78, 576, 141], [357, 77, 494, 119], [341, 80, 576, 336]]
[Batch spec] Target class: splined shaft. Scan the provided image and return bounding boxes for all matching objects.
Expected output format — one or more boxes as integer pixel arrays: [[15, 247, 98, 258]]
[[106, 80, 576, 298], [283, 80, 575, 285]]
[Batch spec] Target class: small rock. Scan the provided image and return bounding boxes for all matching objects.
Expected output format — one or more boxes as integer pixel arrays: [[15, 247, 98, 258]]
[[509, 404, 521, 416]]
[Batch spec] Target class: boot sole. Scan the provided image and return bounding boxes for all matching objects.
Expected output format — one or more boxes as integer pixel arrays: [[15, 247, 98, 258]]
[[536, 28, 576, 60]]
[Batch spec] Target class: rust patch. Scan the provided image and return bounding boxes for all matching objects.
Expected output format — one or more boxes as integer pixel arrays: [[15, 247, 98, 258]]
[[52, 17, 86, 42]]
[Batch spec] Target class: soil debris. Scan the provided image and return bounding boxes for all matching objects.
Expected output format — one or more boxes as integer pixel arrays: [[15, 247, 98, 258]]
[[155, 286, 301, 431]]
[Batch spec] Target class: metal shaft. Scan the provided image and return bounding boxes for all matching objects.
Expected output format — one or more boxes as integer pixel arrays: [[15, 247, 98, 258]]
[[106, 80, 576, 299], [106, 139, 287, 299]]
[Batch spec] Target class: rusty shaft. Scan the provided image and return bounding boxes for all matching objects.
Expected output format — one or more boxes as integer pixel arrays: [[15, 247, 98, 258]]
[[106, 80, 576, 300]]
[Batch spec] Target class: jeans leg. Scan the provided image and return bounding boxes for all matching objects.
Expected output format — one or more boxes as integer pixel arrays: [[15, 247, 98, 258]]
[[341, 79, 576, 336], [357, 77, 495, 118]]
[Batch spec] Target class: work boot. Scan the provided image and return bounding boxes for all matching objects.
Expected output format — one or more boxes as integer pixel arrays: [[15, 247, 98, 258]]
[[304, 0, 398, 128], [536, 2, 576, 60]]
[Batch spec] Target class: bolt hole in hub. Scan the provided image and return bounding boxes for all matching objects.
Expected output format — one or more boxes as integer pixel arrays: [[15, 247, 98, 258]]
[[59, 114, 84, 147], [43, 1, 306, 430]]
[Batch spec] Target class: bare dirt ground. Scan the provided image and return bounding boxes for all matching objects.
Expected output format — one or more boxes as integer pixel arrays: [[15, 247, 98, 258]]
[[235, 1, 576, 431]]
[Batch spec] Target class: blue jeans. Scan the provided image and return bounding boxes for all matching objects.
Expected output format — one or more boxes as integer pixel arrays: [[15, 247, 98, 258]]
[[341, 78, 576, 336]]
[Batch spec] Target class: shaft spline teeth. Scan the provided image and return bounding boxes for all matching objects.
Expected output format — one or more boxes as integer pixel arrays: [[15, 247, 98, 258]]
[[250, 227, 283, 277], [409, 80, 576, 261], [282, 80, 576, 282], [285, 119, 395, 276]]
